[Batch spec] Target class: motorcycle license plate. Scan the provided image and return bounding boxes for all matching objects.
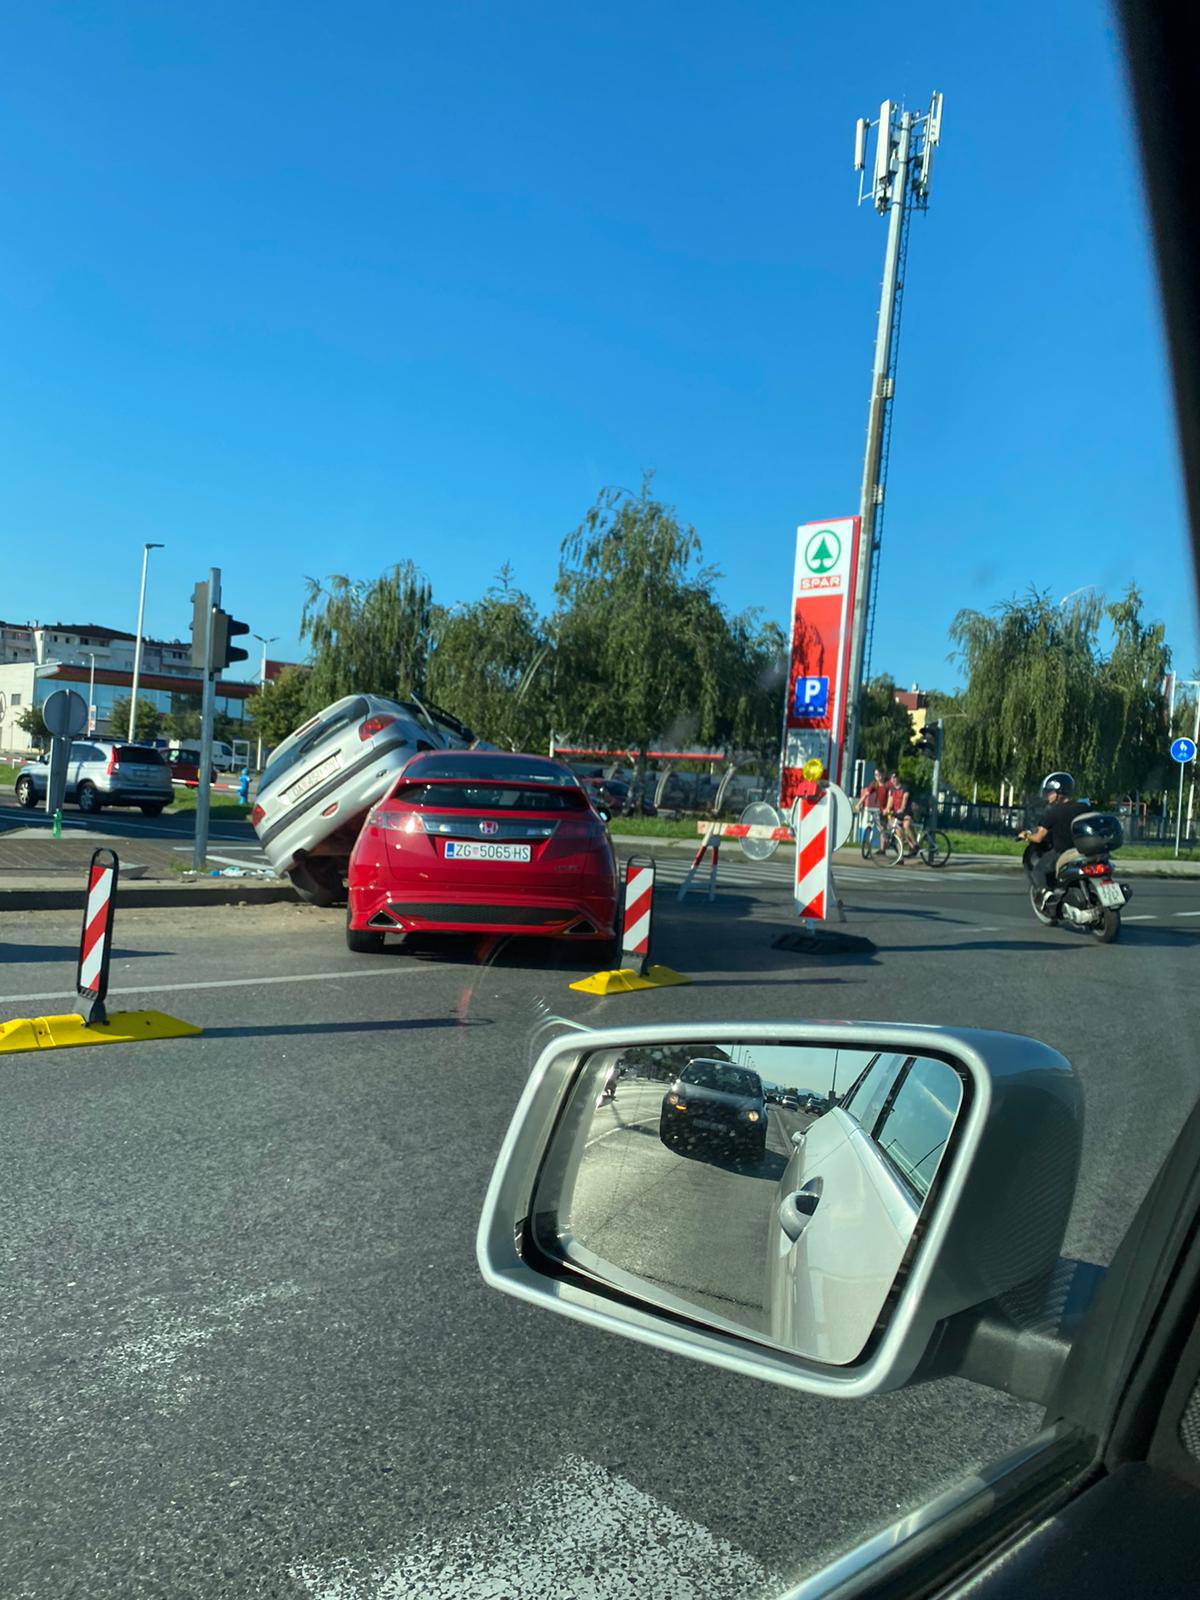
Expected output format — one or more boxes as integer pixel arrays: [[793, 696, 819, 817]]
[[1096, 881, 1125, 907]]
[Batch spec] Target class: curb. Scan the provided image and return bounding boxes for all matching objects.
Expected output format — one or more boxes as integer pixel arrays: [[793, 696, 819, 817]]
[[2, 883, 298, 912]]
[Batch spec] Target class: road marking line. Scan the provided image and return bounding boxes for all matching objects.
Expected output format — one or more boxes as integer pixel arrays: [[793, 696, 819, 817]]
[[0, 967, 421, 1007], [1123, 914, 1154, 921], [289, 1452, 778, 1600], [1175, 911, 1200, 917]]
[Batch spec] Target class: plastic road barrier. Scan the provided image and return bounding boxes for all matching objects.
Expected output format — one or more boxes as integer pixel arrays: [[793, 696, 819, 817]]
[[570, 856, 689, 995], [0, 848, 202, 1056]]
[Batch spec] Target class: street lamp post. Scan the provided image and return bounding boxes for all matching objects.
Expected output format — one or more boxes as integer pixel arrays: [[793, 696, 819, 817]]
[[252, 634, 278, 770], [86, 652, 96, 734], [128, 542, 165, 742]]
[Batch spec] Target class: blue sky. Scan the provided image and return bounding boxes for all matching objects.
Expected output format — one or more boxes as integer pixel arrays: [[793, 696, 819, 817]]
[[2, 0, 1196, 691]]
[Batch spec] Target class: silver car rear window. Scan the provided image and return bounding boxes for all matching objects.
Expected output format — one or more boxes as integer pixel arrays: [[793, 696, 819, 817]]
[[261, 697, 369, 792]]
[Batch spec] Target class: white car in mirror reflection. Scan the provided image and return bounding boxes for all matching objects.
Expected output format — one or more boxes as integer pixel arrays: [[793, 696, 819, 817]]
[[767, 1050, 964, 1365], [659, 1058, 768, 1163]]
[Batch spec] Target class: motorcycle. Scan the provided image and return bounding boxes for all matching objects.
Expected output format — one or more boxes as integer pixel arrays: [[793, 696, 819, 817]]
[[1022, 811, 1131, 943]]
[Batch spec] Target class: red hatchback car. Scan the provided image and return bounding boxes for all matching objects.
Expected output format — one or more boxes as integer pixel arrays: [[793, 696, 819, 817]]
[[346, 750, 619, 954]]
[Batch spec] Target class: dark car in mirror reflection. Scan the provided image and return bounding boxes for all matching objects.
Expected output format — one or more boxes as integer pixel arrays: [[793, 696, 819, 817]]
[[659, 1058, 768, 1162]]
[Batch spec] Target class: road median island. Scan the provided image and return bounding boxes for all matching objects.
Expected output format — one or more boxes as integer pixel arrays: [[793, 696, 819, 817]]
[[0, 827, 293, 910]]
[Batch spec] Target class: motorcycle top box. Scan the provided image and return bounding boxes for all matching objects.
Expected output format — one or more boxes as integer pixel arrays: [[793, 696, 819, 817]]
[[1071, 812, 1124, 856]]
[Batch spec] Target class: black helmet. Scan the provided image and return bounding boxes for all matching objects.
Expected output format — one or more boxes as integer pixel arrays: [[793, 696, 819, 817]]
[[1041, 771, 1074, 797]]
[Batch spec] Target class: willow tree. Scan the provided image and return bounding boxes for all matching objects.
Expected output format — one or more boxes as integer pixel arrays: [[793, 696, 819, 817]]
[[426, 569, 552, 751], [300, 562, 434, 707], [1096, 586, 1172, 797], [553, 477, 725, 806], [950, 590, 1105, 795], [950, 586, 1173, 800]]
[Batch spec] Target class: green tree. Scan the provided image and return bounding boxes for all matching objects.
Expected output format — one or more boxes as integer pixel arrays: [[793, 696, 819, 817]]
[[426, 568, 552, 751], [246, 666, 316, 749], [949, 586, 1173, 802], [14, 704, 48, 746], [301, 561, 434, 707], [710, 611, 788, 759], [108, 694, 164, 743], [1097, 587, 1172, 797], [162, 693, 203, 741], [857, 675, 916, 776], [553, 478, 728, 806]]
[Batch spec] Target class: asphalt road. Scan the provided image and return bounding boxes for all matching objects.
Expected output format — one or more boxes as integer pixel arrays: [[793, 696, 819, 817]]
[[0, 795, 260, 847], [1, 856, 1198, 1598]]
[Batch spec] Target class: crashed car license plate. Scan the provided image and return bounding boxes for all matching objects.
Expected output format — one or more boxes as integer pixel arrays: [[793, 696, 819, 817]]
[[445, 842, 531, 862], [1096, 881, 1125, 907], [282, 753, 340, 802]]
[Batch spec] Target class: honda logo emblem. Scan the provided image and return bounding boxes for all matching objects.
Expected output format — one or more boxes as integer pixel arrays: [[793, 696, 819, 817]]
[[479, 820, 499, 836]]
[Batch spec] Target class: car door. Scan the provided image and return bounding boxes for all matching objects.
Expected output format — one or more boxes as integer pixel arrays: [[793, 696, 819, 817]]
[[66, 741, 97, 800], [767, 1053, 960, 1363]]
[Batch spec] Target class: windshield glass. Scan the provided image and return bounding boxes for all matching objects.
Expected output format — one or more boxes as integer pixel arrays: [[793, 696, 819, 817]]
[[2, 6, 1198, 1600], [393, 783, 587, 811], [681, 1061, 763, 1096], [259, 697, 368, 792]]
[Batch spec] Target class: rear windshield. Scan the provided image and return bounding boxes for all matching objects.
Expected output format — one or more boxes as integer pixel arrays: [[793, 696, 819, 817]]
[[404, 753, 577, 786], [261, 697, 369, 792], [680, 1061, 762, 1096], [392, 783, 588, 812], [116, 746, 166, 765]]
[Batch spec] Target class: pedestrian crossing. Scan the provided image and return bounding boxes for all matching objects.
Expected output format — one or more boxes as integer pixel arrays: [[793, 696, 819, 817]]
[[638, 851, 998, 893]]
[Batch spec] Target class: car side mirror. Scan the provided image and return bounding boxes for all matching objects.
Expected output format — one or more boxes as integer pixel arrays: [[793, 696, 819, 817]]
[[478, 1022, 1081, 1399]]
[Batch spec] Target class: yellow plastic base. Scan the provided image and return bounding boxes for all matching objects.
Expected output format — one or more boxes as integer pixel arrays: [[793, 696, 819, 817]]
[[0, 1009, 203, 1055], [569, 964, 692, 995]]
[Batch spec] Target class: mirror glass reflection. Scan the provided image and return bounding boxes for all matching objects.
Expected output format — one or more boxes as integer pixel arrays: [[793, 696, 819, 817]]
[[541, 1040, 965, 1366]]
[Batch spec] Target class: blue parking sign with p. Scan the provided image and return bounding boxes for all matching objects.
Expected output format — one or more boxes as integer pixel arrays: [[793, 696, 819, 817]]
[[794, 675, 829, 720]]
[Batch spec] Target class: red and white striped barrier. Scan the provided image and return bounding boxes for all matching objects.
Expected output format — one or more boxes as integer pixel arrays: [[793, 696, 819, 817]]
[[694, 821, 793, 841], [77, 847, 119, 1024], [794, 794, 845, 922], [620, 858, 655, 973], [677, 827, 720, 902]]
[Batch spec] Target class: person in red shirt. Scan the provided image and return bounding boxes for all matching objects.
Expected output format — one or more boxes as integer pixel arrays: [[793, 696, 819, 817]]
[[857, 767, 889, 848], [887, 772, 918, 856]]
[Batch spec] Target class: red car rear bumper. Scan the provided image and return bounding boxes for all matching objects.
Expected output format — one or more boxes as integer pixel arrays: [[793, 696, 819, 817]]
[[347, 879, 617, 939]]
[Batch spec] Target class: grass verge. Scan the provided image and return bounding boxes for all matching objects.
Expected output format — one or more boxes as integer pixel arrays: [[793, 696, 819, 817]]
[[166, 790, 252, 821], [609, 816, 705, 840], [944, 830, 1198, 863]]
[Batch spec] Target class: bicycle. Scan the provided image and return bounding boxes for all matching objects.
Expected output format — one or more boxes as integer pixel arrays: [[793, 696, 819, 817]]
[[858, 807, 886, 859], [885, 816, 952, 868]]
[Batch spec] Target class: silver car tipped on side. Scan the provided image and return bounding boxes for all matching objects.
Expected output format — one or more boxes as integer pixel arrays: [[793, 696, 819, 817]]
[[251, 693, 484, 904]]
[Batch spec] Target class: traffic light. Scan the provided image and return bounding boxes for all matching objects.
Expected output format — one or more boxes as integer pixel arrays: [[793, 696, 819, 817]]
[[189, 582, 211, 668], [910, 721, 942, 759], [211, 609, 251, 670]]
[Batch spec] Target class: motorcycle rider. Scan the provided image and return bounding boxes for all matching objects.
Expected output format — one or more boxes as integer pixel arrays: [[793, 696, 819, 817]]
[[1018, 772, 1091, 908]]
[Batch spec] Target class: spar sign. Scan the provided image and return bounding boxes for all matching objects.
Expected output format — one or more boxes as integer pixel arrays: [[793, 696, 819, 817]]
[[779, 516, 860, 807]]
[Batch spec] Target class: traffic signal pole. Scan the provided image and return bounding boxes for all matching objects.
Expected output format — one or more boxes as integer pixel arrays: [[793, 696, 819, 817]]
[[193, 567, 220, 873]]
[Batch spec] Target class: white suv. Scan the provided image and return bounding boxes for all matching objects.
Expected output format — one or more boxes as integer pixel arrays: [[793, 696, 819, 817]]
[[251, 693, 486, 903], [14, 741, 175, 815]]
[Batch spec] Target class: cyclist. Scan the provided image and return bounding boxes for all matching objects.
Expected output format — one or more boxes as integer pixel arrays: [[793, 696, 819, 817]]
[[1018, 771, 1091, 908], [857, 767, 888, 849], [886, 772, 918, 857]]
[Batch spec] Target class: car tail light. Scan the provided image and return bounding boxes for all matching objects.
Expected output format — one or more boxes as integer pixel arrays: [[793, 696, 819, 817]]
[[106, 750, 117, 775], [251, 804, 265, 826], [367, 807, 408, 830], [1081, 862, 1111, 876], [359, 714, 396, 741]]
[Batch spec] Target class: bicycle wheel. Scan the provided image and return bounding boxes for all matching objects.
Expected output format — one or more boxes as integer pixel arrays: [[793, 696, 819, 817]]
[[886, 829, 906, 866], [921, 829, 952, 868]]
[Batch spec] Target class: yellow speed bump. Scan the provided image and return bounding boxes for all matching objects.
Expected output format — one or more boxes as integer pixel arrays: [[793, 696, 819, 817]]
[[0, 1010, 202, 1055], [569, 964, 691, 996]]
